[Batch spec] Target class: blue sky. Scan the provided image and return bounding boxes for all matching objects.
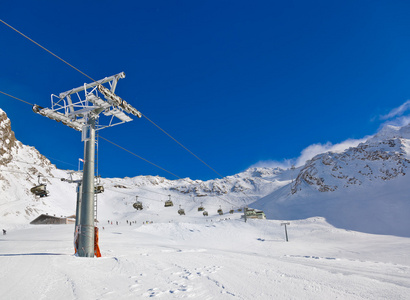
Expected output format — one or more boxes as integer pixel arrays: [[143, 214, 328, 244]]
[[1, 1, 410, 180]]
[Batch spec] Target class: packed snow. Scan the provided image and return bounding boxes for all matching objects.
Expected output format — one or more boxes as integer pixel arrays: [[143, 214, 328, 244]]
[[1, 107, 410, 299], [1, 216, 410, 299]]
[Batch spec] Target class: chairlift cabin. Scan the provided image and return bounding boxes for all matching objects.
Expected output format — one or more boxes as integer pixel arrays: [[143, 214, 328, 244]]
[[133, 196, 143, 210], [133, 201, 143, 210], [229, 209, 234, 214], [178, 205, 185, 215], [203, 211, 208, 216], [132, 201, 144, 210], [30, 184, 49, 198], [164, 195, 173, 207], [217, 205, 223, 215], [30, 175, 49, 198], [94, 185, 104, 194]]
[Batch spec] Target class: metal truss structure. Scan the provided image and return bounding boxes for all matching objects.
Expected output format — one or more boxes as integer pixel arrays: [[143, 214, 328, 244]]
[[32, 72, 141, 132], [33, 72, 141, 257]]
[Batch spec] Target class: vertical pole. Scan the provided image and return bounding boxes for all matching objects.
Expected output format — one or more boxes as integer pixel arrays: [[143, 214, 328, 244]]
[[78, 117, 96, 257], [244, 206, 247, 223], [281, 222, 290, 242], [75, 182, 82, 227]]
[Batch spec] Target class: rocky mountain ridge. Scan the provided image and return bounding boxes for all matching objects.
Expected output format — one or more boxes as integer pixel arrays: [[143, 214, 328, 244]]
[[0, 108, 287, 223], [291, 124, 410, 194], [1, 106, 410, 238]]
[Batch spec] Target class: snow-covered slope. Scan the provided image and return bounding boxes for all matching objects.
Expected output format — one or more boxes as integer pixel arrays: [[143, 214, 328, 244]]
[[253, 124, 410, 237], [1, 106, 410, 238], [1, 218, 410, 299], [95, 166, 288, 223], [0, 108, 287, 225], [0, 108, 78, 224], [1, 108, 410, 299]]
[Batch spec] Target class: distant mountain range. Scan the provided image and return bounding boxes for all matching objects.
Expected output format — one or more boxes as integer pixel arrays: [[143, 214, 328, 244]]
[[0, 107, 409, 237]]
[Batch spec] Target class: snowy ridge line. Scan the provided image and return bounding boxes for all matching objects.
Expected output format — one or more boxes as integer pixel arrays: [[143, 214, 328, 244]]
[[253, 123, 410, 237], [1, 104, 410, 237]]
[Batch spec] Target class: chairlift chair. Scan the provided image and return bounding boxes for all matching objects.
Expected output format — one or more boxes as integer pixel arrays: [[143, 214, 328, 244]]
[[30, 184, 49, 198], [133, 196, 143, 210], [164, 195, 173, 207], [203, 211, 208, 216], [217, 205, 223, 215], [198, 202, 205, 211], [94, 185, 104, 194], [133, 201, 143, 210], [178, 205, 185, 215], [30, 175, 49, 197]]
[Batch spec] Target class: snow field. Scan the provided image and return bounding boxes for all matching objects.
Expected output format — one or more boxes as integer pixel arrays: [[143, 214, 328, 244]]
[[1, 217, 409, 299]]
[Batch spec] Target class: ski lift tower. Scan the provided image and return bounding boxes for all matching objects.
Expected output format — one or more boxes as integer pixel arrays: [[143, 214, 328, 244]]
[[32, 72, 141, 257]]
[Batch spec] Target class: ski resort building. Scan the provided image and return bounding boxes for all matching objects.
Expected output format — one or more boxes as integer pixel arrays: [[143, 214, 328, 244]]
[[30, 214, 76, 225], [242, 208, 266, 219]]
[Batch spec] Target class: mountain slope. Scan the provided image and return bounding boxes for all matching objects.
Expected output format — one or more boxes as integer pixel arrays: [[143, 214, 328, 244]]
[[1, 106, 410, 238], [253, 124, 410, 237], [0, 108, 78, 224], [0, 108, 286, 225]]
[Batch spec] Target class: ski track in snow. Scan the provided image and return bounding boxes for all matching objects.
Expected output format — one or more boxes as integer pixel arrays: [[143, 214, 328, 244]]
[[1, 219, 409, 300]]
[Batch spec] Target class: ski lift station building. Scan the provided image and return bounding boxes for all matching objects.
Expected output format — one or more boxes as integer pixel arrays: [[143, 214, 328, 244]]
[[30, 214, 76, 225], [242, 208, 266, 220]]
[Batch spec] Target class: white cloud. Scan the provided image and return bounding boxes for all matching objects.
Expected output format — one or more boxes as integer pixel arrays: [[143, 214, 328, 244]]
[[377, 100, 410, 131], [250, 137, 367, 170], [249, 159, 293, 170], [380, 100, 410, 120], [378, 115, 410, 129], [250, 100, 410, 171], [294, 138, 366, 166]]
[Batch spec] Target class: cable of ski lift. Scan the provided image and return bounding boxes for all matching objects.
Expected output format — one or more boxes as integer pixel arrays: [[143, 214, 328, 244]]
[[103, 187, 170, 203], [0, 19, 256, 211], [99, 136, 182, 179], [0, 85, 252, 210], [0, 19, 225, 182], [0, 19, 96, 84], [0, 88, 183, 184], [13, 158, 77, 169], [104, 179, 170, 197], [0, 90, 33, 106], [1, 87, 249, 209], [0, 168, 66, 181]]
